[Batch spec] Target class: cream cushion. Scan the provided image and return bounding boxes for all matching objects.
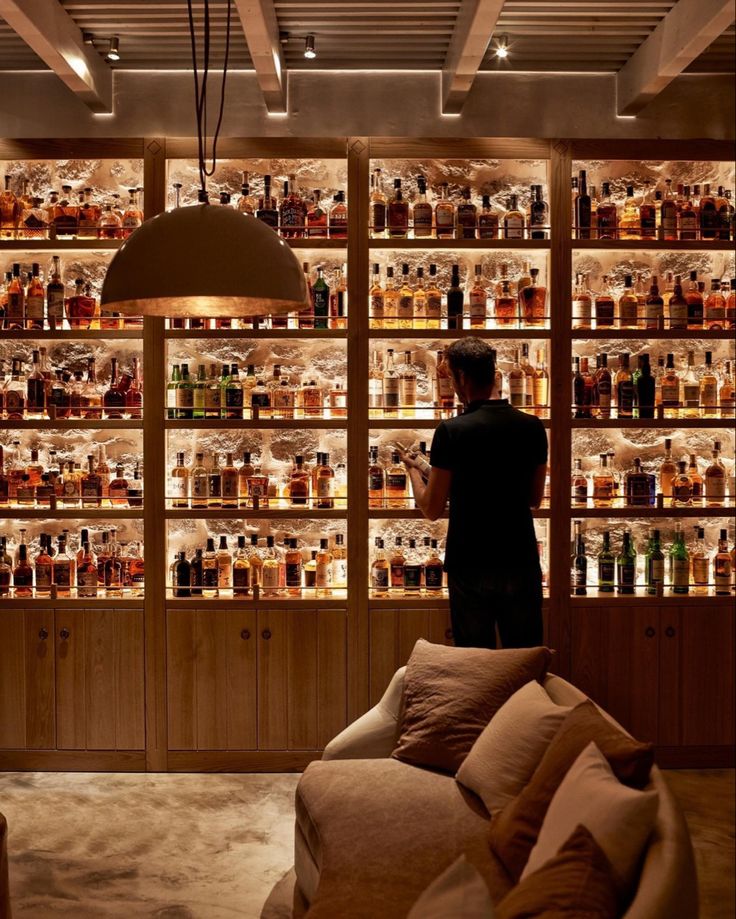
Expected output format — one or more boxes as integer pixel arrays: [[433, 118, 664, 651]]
[[522, 741, 659, 892], [407, 856, 495, 919], [456, 680, 572, 815]]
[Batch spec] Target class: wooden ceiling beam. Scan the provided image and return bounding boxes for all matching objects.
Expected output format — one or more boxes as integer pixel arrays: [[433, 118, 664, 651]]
[[0, 0, 112, 111], [441, 0, 505, 114], [233, 0, 287, 113], [616, 0, 734, 114]]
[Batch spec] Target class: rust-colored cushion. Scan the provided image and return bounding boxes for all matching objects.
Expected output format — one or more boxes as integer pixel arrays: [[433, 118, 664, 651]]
[[392, 640, 553, 774], [495, 824, 619, 919], [489, 700, 654, 881]]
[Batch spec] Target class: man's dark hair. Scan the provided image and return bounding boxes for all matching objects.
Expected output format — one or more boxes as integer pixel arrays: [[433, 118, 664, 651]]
[[445, 337, 496, 388]]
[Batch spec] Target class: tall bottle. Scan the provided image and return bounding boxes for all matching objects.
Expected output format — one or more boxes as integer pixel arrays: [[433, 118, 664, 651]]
[[669, 527, 690, 595], [574, 170, 591, 239], [388, 179, 409, 238], [616, 531, 636, 595], [645, 529, 665, 596], [446, 264, 464, 331]]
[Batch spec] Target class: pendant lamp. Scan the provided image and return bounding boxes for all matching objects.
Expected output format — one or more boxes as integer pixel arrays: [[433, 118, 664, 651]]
[[100, 0, 308, 318]]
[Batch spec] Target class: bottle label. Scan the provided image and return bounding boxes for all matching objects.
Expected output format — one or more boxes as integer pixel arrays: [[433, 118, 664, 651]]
[[509, 377, 525, 407], [233, 567, 251, 589], [26, 295, 44, 319], [55, 564, 72, 588], [617, 563, 635, 588], [383, 379, 399, 408], [386, 472, 407, 490], [701, 382, 717, 409], [192, 477, 208, 498], [5, 390, 25, 415], [672, 558, 689, 588], [706, 476, 726, 499], [426, 295, 442, 319], [35, 563, 52, 589], [403, 565, 422, 589], [425, 565, 443, 589], [436, 209, 454, 230], [47, 290, 64, 319], [573, 298, 591, 324], [661, 382, 679, 406], [225, 389, 243, 409], [469, 293, 486, 319], [317, 477, 333, 498], [176, 388, 194, 408], [78, 569, 98, 595], [222, 476, 238, 498], [400, 379, 416, 406], [648, 558, 665, 586], [371, 566, 389, 589], [370, 295, 384, 319], [617, 380, 635, 413], [683, 383, 699, 408], [205, 387, 221, 411], [369, 471, 384, 492], [285, 562, 302, 587], [203, 567, 218, 588], [505, 216, 524, 238], [262, 564, 279, 588], [598, 561, 615, 584], [398, 296, 413, 319], [371, 202, 386, 232], [390, 562, 404, 587]]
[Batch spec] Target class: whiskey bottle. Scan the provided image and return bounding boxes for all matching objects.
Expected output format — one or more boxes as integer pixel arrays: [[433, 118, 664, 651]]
[[25, 263, 44, 330], [597, 531, 615, 593], [533, 346, 549, 416], [35, 537, 54, 598], [704, 440, 726, 507], [232, 536, 251, 597], [388, 179, 409, 238], [216, 535, 232, 590], [202, 538, 219, 598], [256, 175, 279, 229], [370, 168, 387, 236], [644, 276, 664, 330], [625, 457, 655, 507], [660, 353, 680, 414], [699, 351, 718, 418], [572, 527, 587, 595], [684, 271, 704, 328], [660, 180, 678, 240], [312, 267, 330, 329], [519, 267, 546, 328], [280, 176, 307, 238], [720, 360, 735, 416], [54, 537, 75, 598], [671, 461, 693, 507], [190, 452, 208, 509], [412, 176, 433, 237], [704, 278, 726, 330], [616, 531, 637, 595], [383, 349, 400, 418], [207, 454, 222, 508], [370, 537, 389, 594], [700, 184, 719, 240], [290, 454, 310, 506], [369, 263, 384, 328], [434, 183, 455, 238], [121, 189, 143, 237], [571, 458, 588, 506], [329, 191, 348, 239], [619, 185, 640, 239], [669, 528, 690, 595], [399, 351, 417, 418], [315, 452, 335, 509], [572, 273, 592, 329], [520, 345, 535, 411], [503, 195, 525, 239], [237, 172, 256, 215], [659, 438, 677, 500], [172, 551, 191, 598], [714, 529, 732, 595], [508, 349, 525, 409], [447, 264, 464, 331], [595, 353, 612, 420], [456, 187, 477, 239], [574, 171, 592, 239], [639, 183, 657, 239], [398, 264, 414, 329], [332, 533, 347, 589], [691, 527, 709, 593], [284, 538, 303, 596], [315, 538, 333, 597], [81, 454, 102, 508], [368, 446, 384, 508], [595, 182, 617, 239], [389, 537, 406, 590], [103, 357, 127, 418], [592, 453, 615, 507], [530, 185, 549, 239], [221, 452, 239, 508], [386, 451, 409, 508], [478, 195, 499, 239], [646, 529, 665, 596], [403, 538, 423, 592], [12, 543, 34, 598], [109, 464, 129, 506], [413, 266, 427, 328], [634, 354, 655, 419], [6, 263, 24, 328], [306, 189, 327, 238], [426, 264, 442, 328]]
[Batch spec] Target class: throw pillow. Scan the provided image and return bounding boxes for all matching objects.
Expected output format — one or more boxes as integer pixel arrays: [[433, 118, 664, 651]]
[[495, 824, 618, 919], [522, 741, 658, 893], [392, 640, 553, 773], [456, 680, 572, 815], [488, 699, 654, 880], [407, 855, 495, 919]]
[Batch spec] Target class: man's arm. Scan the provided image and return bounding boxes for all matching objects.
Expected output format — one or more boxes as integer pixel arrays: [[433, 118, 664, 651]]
[[530, 463, 547, 508], [406, 464, 452, 522]]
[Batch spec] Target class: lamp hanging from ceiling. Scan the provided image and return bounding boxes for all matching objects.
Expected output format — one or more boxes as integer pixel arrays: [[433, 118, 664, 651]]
[[101, 0, 307, 318]]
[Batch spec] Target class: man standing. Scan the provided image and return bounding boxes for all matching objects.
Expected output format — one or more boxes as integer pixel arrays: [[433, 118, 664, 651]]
[[401, 338, 547, 649]]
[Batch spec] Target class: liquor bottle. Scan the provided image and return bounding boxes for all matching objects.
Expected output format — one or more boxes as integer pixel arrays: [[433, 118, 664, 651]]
[[176, 363, 194, 420], [33, 537, 53, 598], [54, 537, 75, 598], [719, 190, 735, 241], [639, 182, 657, 238], [519, 269, 546, 329], [329, 191, 348, 239], [597, 531, 615, 593], [594, 276, 615, 329], [468, 265, 487, 329], [720, 360, 735, 416], [23, 262, 44, 330], [574, 170, 591, 239], [660, 179, 678, 240], [125, 356, 143, 419], [494, 277, 516, 328], [619, 185, 640, 239], [395, 263, 414, 329], [659, 438, 677, 501], [399, 351, 417, 418], [24, 349, 46, 419], [686, 526, 709, 594], [12, 543, 33, 598], [214, 535, 232, 590], [714, 529, 732, 595], [434, 183, 455, 238], [435, 349, 455, 416], [616, 531, 636, 595], [624, 457, 655, 507], [0, 175, 19, 238], [478, 194, 499, 238], [368, 262, 384, 328], [533, 346, 549, 416], [425, 264, 442, 329], [508, 349, 525, 409], [385, 450, 408, 508], [520, 344, 535, 412], [102, 357, 125, 419], [256, 175, 279, 229], [79, 454, 102, 509], [704, 440, 726, 507], [412, 176, 433, 237], [312, 266, 330, 329], [447, 264, 464, 331], [670, 460, 693, 507], [171, 551, 191, 598], [595, 352, 612, 419], [389, 537, 406, 591], [644, 276, 664, 330], [6, 263, 24, 328], [683, 270, 704, 329], [314, 452, 334, 509], [402, 538, 422, 593], [700, 351, 718, 418], [0, 537, 12, 596], [727, 278, 736, 329], [503, 195, 525, 239], [699, 184, 719, 240], [370, 537, 389, 594], [331, 533, 347, 589], [667, 274, 688, 330], [456, 186, 476, 239], [660, 353, 680, 414], [190, 452, 208, 509], [571, 458, 588, 506], [121, 189, 143, 237], [230, 536, 250, 597], [382, 348, 400, 418], [388, 179, 409, 238], [704, 278, 726, 330], [572, 273, 592, 329], [370, 168, 387, 236], [223, 363, 244, 419], [669, 527, 690, 595], [288, 454, 309, 506], [634, 354, 655, 419], [282, 538, 301, 597], [408, 265, 427, 329], [645, 529, 665, 596], [106, 463, 128, 507], [572, 526, 587, 595], [199, 538, 218, 598], [280, 176, 306, 238], [529, 184, 548, 239], [595, 182, 617, 239], [330, 265, 347, 329], [590, 452, 614, 507], [237, 172, 257, 215]]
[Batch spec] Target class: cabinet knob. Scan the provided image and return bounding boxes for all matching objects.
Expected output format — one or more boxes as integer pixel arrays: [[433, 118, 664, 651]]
[[240, 628, 251, 640], [38, 627, 49, 641], [262, 628, 272, 640], [665, 626, 676, 638], [644, 626, 656, 638], [59, 627, 70, 640], [445, 628, 453, 640]]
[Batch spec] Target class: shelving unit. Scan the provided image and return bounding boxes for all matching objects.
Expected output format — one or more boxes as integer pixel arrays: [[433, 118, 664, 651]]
[[1, 136, 733, 772]]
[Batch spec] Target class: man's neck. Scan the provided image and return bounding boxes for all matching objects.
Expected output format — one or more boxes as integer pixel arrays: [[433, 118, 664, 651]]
[[462, 386, 496, 406]]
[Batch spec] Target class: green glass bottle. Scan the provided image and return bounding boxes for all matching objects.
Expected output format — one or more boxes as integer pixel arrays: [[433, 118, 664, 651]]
[[312, 266, 330, 329], [646, 528, 665, 596], [166, 364, 181, 420], [218, 363, 231, 418], [597, 530, 615, 593], [669, 527, 690, 595], [573, 532, 587, 596], [616, 530, 636, 595], [176, 362, 194, 420], [193, 363, 207, 419]]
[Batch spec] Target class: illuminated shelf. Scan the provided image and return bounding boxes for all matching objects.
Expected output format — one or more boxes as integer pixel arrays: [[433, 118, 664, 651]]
[[164, 418, 347, 430], [368, 508, 550, 518], [569, 589, 733, 603], [166, 507, 347, 519], [285, 238, 347, 249], [368, 238, 550, 249], [0, 239, 124, 250], [0, 596, 143, 607], [370, 416, 551, 428], [570, 417, 732, 429], [0, 419, 144, 430], [368, 590, 551, 606], [0, 329, 143, 340], [165, 328, 347, 339], [368, 328, 551, 339], [572, 239, 734, 251], [570, 506, 736, 518], [166, 595, 348, 609], [0, 508, 144, 519], [570, 329, 735, 340]]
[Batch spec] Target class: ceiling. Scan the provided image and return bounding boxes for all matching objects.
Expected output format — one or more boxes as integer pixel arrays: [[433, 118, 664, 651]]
[[0, 0, 733, 73]]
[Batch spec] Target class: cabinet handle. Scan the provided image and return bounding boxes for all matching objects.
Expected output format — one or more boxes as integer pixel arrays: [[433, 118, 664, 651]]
[[38, 627, 48, 641], [665, 626, 676, 638], [262, 628, 272, 640], [445, 628, 453, 640], [240, 629, 251, 640], [645, 626, 656, 638], [59, 627, 70, 640]]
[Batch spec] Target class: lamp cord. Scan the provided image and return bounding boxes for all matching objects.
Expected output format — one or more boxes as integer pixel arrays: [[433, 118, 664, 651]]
[[186, 0, 233, 199]]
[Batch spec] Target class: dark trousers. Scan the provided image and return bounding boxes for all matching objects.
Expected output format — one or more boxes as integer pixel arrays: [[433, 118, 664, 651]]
[[447, 567, 544, 649]]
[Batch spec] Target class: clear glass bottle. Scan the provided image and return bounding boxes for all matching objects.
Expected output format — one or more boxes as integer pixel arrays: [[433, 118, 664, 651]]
[[385, 450, 408, 508]]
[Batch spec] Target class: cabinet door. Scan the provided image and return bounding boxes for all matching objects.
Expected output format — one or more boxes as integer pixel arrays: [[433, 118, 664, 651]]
[[167, 609, 257, 751], [55, 609, 145, 750], [369, 608, 453, 706], [257, 609, 347, 751], [569, 606, 660, 745], [0, 609, 55, 749], [659, 605, 735, 748]]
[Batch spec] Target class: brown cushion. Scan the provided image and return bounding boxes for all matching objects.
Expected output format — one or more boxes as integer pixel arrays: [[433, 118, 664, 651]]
[[392, 640, 553, 773], [489, 700, 654, 881], [296, 758, 513, 918], [495, 824, 619, 919]]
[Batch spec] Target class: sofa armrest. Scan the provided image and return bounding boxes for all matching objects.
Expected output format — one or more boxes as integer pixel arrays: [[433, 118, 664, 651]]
[[323, 666, 406, 760]]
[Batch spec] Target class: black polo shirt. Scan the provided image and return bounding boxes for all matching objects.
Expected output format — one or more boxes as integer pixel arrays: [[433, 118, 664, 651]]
[[430, 399, 548, 575]]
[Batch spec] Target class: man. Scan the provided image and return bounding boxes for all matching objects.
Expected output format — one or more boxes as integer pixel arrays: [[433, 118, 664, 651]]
[[401, 338, 547, 649]]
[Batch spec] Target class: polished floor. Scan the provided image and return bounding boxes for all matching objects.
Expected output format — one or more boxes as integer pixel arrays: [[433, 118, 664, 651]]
[[0, 769, 733, 917]]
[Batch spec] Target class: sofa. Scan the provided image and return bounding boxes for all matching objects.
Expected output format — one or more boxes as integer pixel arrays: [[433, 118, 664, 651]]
[[294, 664, 698, 918]]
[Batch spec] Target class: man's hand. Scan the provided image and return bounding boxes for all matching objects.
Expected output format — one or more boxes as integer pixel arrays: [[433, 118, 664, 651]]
[[396, 446, 421, 470]]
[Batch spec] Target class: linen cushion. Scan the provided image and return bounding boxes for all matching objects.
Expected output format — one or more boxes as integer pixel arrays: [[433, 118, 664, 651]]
[[407, 855, 495, 919], [456, 680, 572, 815], [488, 700, 654, 880], [496, 824, 619, 919], [392, 640, 553, 773], [522, 741, 659, 893]]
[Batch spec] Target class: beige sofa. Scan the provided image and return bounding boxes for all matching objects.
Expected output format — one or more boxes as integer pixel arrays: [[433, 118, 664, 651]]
[[294, 668, 698, 918]]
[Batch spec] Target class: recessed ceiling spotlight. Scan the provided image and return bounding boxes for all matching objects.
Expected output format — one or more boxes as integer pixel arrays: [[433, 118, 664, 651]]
[[304, 34, 316, 59], [495, 34, 509, 58], [106, 36, 120, 62], [82, 31, 95, 46]]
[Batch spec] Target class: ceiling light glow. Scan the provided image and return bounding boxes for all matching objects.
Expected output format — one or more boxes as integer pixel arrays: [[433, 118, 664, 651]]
[[495, 34, 510, 58], [304, 34, 316, 59], [106, 36, 120, 62]]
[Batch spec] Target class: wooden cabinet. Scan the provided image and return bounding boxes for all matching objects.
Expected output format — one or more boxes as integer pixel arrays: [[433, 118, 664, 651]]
[[369, 608, 453, 706], [569, 603, 735, 761], [167, 607, 347, 752], [0, 609, 55, 750]]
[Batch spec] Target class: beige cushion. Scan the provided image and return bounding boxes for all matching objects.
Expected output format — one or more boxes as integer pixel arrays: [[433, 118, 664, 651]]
[[392, 639, 552, 774], [523, 742, 659, 894], [408, 856, 495, 919], [456, 680, 572, 816]]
